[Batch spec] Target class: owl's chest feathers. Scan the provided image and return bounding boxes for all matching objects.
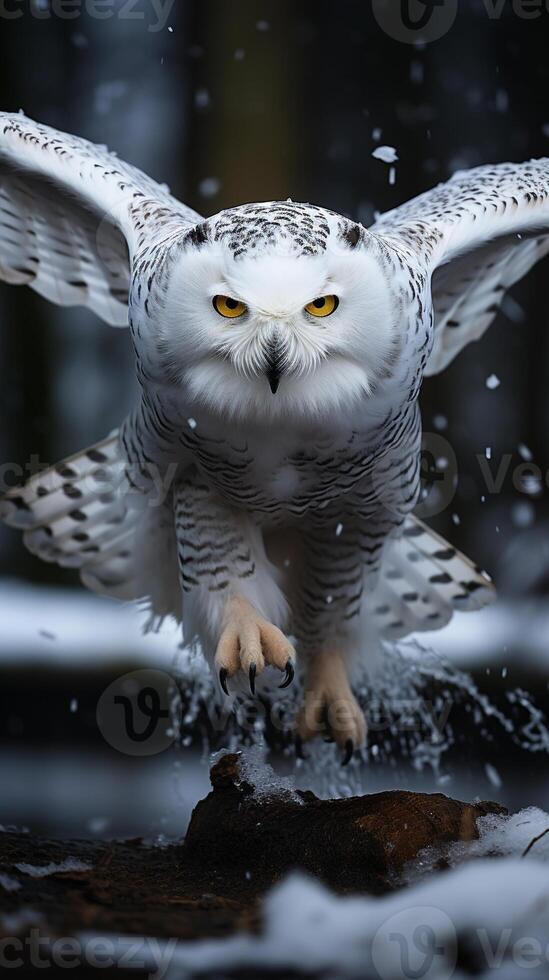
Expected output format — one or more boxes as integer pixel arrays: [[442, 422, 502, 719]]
[[194, 439, 347, 515], [185, 418, 415, 518], [133, 391, 420, 517]]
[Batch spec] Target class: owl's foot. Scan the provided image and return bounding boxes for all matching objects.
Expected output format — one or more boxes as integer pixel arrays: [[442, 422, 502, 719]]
[[296, 649, 367, 764], [215, 596, 296, 695]]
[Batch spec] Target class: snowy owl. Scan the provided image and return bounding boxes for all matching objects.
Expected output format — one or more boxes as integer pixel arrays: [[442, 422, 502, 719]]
[[1, 113, 544, 762]]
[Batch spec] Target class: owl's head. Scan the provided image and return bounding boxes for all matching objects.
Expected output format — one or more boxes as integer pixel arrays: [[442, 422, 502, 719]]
[[159, 202, 399, 422]]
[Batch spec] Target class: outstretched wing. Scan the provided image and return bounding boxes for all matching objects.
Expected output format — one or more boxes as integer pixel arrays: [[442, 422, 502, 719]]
[[372, 160, 549, 374], [0, 112, 202, 326]]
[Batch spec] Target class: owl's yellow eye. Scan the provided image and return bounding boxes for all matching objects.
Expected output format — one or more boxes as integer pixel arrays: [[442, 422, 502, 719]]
[[304, 295, 339, 318], [213, 295, 247, 318]]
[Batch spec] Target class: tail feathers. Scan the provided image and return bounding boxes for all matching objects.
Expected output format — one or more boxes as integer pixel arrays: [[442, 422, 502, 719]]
[[369, 515, 495, 640]]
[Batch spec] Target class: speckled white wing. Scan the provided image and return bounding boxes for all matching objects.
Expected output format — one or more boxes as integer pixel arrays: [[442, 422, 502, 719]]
[[0, 431, 180, 622], [367, 515, 495, 641], [373, 160, 549, 374], [0, 111, 201, 325]]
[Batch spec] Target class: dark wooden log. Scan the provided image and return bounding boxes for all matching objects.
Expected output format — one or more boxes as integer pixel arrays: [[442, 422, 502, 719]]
[[0, 752, 505, 974], [185, 752, 506, 893]]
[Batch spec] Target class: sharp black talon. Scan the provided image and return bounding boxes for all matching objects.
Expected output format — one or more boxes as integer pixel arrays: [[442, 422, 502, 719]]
[[249, 663, 257, 695], [342, 739, 354, 767], [279, 660, 295, 689], [295, 735, 307, 760], [219, 667, 229, 696]]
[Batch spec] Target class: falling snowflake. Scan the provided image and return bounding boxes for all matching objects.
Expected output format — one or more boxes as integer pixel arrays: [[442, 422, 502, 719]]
[[198, 178, 221, 199], [372, 145, 399, 164], [485, 763, 503, 789]]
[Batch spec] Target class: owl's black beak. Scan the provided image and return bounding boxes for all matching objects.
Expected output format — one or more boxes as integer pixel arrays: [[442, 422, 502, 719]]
[[266, 364, 281, 395], [265, 340, 283, 395]]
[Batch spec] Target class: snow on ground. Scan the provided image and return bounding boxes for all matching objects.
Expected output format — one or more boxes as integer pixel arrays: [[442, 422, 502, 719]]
[[164, 862, 549, 979], [79, 810, 549, 979], [405, 806, 549, 883], [14, 859, 92, 878], [221, 743, 305, 805], [0, 873, 21, 892]]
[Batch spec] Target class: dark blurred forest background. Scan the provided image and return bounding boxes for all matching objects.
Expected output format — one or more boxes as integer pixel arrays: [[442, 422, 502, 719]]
[[1, 0, 549, 837]]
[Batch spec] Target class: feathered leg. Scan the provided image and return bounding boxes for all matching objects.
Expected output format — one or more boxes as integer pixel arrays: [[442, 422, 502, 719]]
[[173, 475, 295, 696], [293, 515, 399, 760]]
